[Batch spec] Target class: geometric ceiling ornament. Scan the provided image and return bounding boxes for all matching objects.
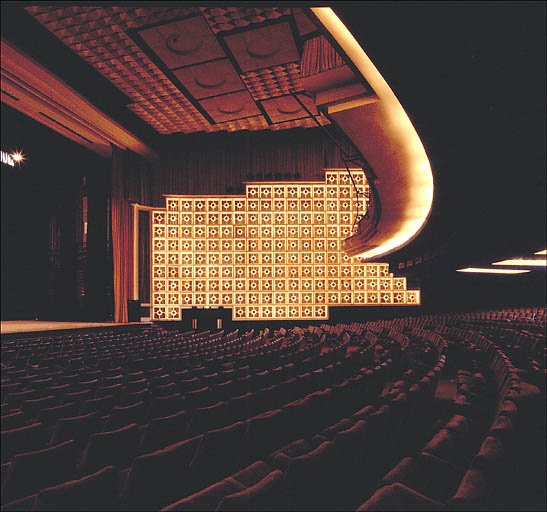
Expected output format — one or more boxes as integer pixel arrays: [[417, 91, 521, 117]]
[[138, 16, 225, 69], [260, 95, 309, 123], [241, 63, 304, 101], [199, 90, 262, 123], [200, 6, 292, 34], [223, 22, 300, 72], [173, 59, 246, 99], [26, 6, 331, 135]]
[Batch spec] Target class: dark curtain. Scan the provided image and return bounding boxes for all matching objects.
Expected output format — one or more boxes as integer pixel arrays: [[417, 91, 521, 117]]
[[301, 36, 345, 77], [111, 146, 151, 322], [151, 127, 352, 203]]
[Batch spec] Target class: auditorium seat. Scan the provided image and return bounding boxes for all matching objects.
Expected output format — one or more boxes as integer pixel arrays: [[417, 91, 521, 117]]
[[21, 395, 58, 420], [0, 412, 25, 431], [32, 465, 121, 511], [121, 434, 203, 510], [49, 411, 102, 450], [378, 452, 465, 502], [188, 421, 249, 494], [36, 402, 79, 427], [139, 409, 188, 453], [78, 423, 140, 474], [79, 394, 116, 415], [245, 409, 291, 461], [1, 440, 77, 505], [1, 423, 47, 463], [147, 393, 185, 420], [161, 476, 246, 511], [273, 440, 337, 511], [357, 482, 446, 511], [216, 469, 285, 511], [104, 400, 148, 430], [189, 401, 228, 435]]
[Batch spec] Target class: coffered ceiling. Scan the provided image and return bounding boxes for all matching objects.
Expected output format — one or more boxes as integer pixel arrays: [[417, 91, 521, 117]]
[[25, 6, 329, 135]]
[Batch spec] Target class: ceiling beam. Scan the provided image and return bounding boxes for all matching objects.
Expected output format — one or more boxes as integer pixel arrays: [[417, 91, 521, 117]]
[[1, 38, 157, 160]]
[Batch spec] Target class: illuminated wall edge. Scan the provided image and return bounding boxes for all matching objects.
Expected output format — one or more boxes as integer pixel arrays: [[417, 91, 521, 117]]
[[311, 8, 434, 261], [150, 170, 421, 322]]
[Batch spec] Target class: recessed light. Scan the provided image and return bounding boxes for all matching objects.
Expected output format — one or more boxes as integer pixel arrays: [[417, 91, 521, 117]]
[[457, 267, 530, 274]]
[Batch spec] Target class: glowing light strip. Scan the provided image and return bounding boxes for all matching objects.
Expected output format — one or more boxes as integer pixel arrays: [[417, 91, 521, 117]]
[[457, 267, 530, 274], [535, 249, 547, 255], [310, 8, 434, 260], [492, 259, 547, 267]]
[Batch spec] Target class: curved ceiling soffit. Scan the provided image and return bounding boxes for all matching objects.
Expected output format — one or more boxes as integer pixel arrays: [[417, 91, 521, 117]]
[[310, 7, 434, 261]]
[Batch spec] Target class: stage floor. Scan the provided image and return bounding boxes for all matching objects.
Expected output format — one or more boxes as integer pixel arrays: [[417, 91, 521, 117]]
[[1, 321, 143, 335]]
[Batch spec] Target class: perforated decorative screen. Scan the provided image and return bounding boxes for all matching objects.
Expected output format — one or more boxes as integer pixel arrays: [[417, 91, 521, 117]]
[[151, 169, 420, 320]]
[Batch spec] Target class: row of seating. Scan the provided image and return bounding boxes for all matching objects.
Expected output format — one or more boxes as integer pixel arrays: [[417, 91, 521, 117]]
[[356, 317, 529, 510], [0, 322, 426, 510]]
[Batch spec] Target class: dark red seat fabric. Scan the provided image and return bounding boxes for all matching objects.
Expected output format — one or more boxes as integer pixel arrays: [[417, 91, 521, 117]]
[[139, 409, 188, 454], [177, 377, 202, 395], [185, 387, 213, 412], [45, 384, 70, 400], [6, 389, 39, 409], [95, 383, 123, 399], [1, 423, 47, 463], [280, 440, 337, 511], [267, 439, 314, 472], [446, 467, 491, 510], [1, 440, 77, 505], [63, 389, 93, 405], [78, 423, 140, 474], [161, 477, 245, 512], [122, 434, 203, 510], [356, 482, 446, 511], [36, 402, 80, 427], [104, 400, 148, 431], [49, 411, 102, 449], [0, 412, 25, 431], [380, 452, 465, 503], [188, 421, 249, 493], [216, 469, 285, 511], [321, 417, 354, 439], [32, 465, 120, 511], [227, 392, 255, 423], [119, 387, 150, 407], [189, 401, 228, 435], [148, 393, 185, 420], [245, 409, 291, 461], [79, 394, 116, 415], [153, 382, 177, 398]]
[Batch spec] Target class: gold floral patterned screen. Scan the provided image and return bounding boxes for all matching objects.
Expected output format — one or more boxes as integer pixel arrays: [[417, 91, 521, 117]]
[[151, 169, 420, 321]]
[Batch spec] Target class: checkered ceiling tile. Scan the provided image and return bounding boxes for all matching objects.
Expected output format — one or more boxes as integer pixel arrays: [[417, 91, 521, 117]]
[[26, 6, 331, 135], [241, 63, 304, 101], [200, 6, 291, 34]]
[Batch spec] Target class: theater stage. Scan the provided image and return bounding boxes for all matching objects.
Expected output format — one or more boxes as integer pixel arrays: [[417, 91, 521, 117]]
[[1, 320, 145, 335]]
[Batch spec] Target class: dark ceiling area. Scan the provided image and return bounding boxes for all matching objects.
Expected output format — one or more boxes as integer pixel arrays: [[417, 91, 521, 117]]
[[334, 2, 546, 272], [1, 2, 545, 288]]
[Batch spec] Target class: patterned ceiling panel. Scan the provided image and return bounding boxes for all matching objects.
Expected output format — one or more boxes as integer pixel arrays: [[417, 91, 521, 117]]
[[241, 63, 304, 101], [200, 6, 291, 34], [260, 95, 311, 124], [199, 90, 262, 123], [173, 59, 245, 99], [223, 22, 300, 73], [138, 16, 224, 69], [26, 6, 331, 135], [259, 93, 320, 124]]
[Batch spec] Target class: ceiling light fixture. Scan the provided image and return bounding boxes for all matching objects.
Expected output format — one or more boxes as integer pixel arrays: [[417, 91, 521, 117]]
[[492, 259, 546, 267], [534, 249, 547, 255], [457, 267, 530, 274]]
